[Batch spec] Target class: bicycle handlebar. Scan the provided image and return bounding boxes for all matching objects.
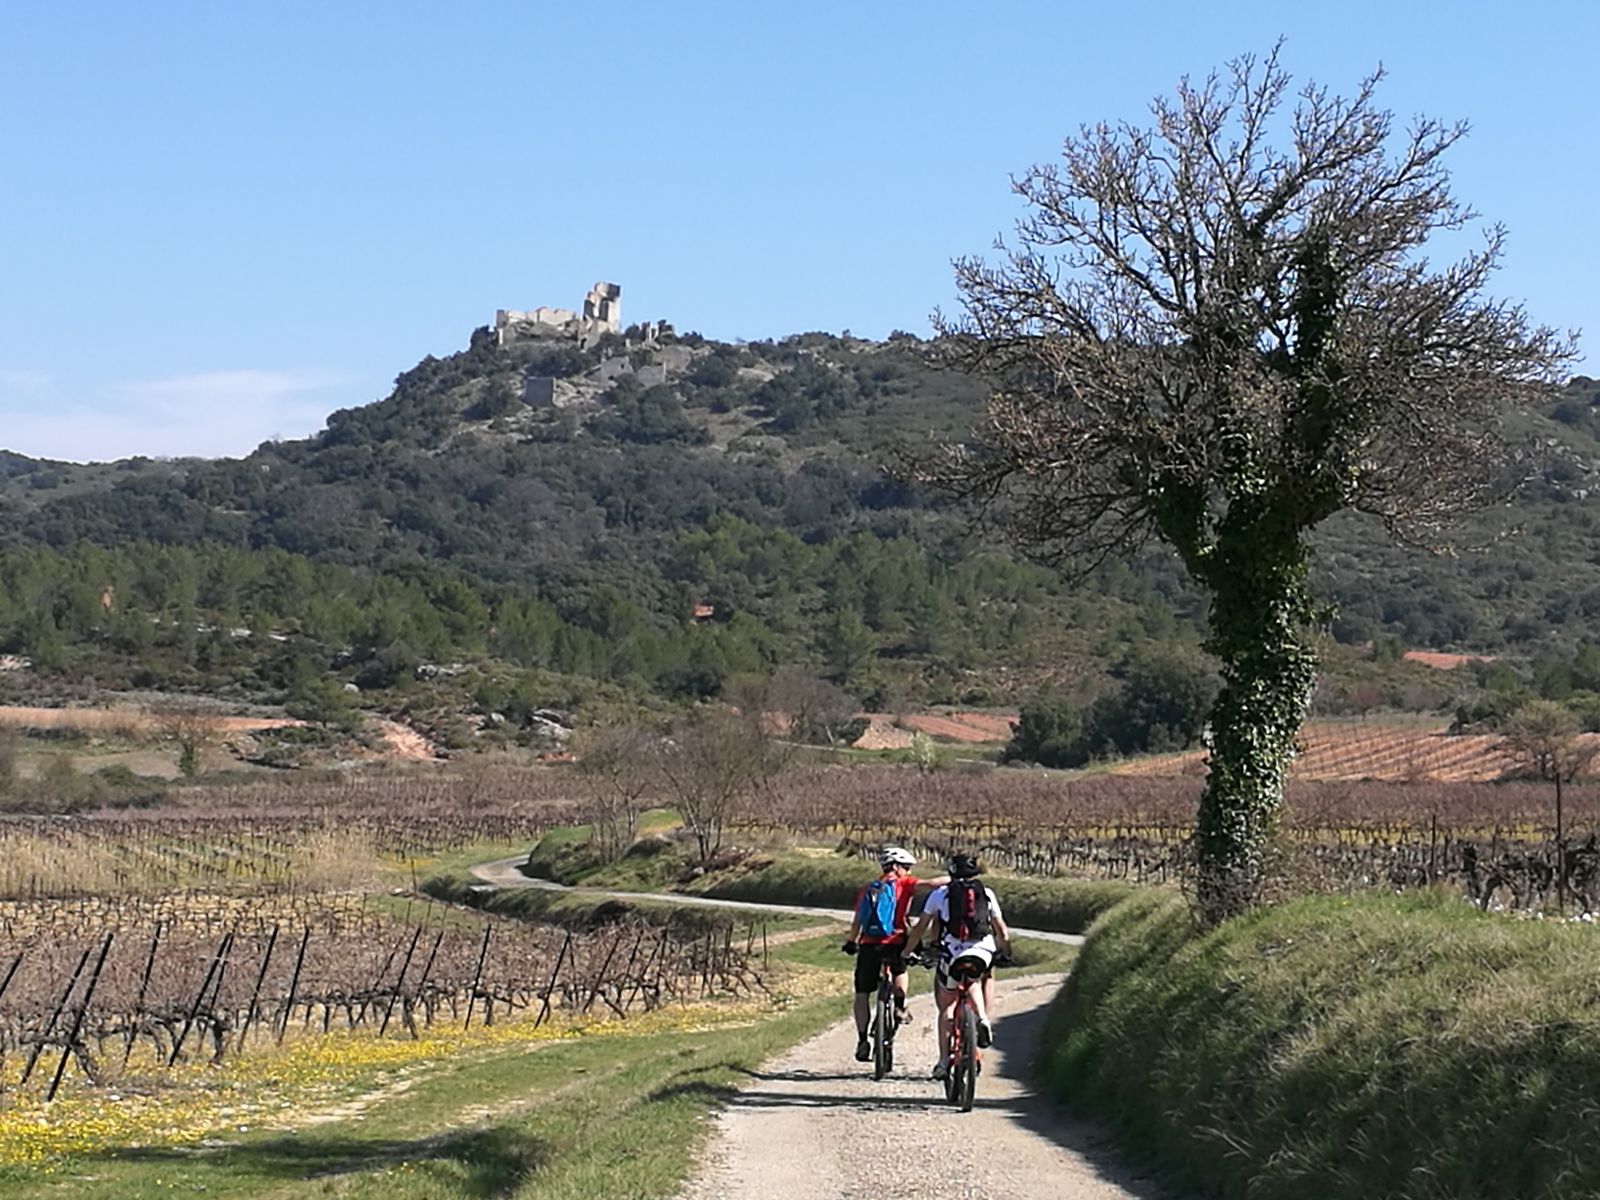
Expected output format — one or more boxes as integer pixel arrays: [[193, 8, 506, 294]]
[[905, 950, 1015, 970]]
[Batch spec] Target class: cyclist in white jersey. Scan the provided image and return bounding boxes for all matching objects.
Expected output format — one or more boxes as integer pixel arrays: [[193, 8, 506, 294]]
[[903, 853, 1012, 1080]]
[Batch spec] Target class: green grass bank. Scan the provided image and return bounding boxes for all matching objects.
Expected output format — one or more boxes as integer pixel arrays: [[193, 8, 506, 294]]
[[418, 874, 819, 938], [524, 825, 1134, 935], [1042, 889, 1600, 1200]]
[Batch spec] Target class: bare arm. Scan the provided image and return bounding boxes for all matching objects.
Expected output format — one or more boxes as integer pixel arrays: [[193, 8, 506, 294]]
[[906, 877, 951, 946], [992, 913, 1013, 958], [903, 910, 935, 954]]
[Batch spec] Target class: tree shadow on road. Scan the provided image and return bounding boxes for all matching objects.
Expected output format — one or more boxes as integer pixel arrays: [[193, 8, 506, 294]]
[[986, 985, 1191, 1199], [653, 1067, 948, 1112], [737, 1067, 865, 1084]]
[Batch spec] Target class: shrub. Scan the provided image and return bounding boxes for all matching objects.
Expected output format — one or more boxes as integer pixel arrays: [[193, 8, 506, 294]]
[[1005, 650, 1216, 767], [1002, 696, 1084, 768]]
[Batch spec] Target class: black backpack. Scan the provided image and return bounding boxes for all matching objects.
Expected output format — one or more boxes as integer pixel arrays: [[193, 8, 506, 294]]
[[946, 879, 991, 942]]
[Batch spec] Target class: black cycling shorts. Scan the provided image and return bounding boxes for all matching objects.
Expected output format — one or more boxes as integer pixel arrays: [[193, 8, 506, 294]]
[[853, 941, 908, 994]]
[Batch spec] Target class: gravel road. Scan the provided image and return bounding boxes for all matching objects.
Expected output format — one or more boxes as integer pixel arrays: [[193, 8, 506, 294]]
[[676, 973, 1173, 1200]]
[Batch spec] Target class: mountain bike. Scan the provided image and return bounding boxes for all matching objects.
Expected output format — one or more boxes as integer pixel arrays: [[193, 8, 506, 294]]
[[844, 941, 907, 1080], [944, 955, 983, 1110], [868, 951, 903, 1080], [915, 951, 1008, 1112]]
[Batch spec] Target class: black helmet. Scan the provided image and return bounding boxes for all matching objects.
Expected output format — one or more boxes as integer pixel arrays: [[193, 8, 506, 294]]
[[947, 853, 981, 879]]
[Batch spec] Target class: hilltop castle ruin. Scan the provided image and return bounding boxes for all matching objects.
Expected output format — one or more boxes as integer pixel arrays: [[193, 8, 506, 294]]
[[494, 281, 621, 347]]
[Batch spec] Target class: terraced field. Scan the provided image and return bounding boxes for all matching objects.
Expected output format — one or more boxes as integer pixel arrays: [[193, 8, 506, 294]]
[[851, 710, 1016, 749], [1111, 721, 1600, 783]]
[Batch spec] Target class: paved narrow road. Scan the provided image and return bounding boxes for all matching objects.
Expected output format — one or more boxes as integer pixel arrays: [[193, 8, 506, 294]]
[[466, 856, 1085, 946], [676, 973, 1173, 1200]]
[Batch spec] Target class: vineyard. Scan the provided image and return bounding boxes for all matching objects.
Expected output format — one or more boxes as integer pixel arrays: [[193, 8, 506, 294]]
[[0, 767, 586, 899], [1108, 720, 1600, 783], [742, 766, 1600, 914], [0, 767, 779, 1109], [4, 744, 1597, 1110], [0, 900, 765, 1101]]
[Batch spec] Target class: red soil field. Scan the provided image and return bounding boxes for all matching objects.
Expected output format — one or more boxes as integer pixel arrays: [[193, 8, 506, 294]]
[[0, 705, 300, 736], [1403, 650, 1496, 670], [850, 711, 1017, 749], [1111, 721, 1600, 783]]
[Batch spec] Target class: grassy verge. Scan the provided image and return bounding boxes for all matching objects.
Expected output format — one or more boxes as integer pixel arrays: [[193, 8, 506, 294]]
[[518, 825, 1132, 947], [681, 850, 1133, 935], [1042, 888, 1600, 1199], [0, 993, 845, 1200], [521, 823, 1133, 937], [418, 874, 823, 938], [522, 821, 697, 890]]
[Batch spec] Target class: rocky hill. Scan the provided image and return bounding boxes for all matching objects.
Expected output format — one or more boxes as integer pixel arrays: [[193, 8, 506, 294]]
[[0, 314, 1596, 735]]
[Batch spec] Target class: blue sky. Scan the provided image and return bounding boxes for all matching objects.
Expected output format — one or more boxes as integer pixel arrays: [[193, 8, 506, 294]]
[[1, 0, 1594, 461]]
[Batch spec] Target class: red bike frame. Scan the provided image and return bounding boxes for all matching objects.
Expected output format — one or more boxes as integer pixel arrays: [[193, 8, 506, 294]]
[[910, 951, 985, 1111]]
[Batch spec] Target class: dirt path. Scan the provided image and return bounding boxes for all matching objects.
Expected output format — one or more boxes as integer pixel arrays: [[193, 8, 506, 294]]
[[677, 973, 1172, 1200], [369, 718, 440, 761], [467, 856, 1085, 946], [0, 704, 301, 735], [0, 703, 444, 765]]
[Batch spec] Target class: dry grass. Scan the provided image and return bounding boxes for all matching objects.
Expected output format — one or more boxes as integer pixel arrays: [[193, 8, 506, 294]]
[[0, 832, 127, 895], [292, 826, 385, 891], [0, 704, 300, 737]]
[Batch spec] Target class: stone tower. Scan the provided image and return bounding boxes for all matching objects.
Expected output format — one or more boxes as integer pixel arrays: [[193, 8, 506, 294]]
[[583, 282, 622, 332]]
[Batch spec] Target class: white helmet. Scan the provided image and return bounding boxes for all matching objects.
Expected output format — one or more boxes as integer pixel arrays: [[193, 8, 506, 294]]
[[878, 845, 915, 869]]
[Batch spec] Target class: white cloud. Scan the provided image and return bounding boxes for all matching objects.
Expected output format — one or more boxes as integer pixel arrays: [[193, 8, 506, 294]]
[[0, 370, 55, 397], [0, 369, 354, 462]]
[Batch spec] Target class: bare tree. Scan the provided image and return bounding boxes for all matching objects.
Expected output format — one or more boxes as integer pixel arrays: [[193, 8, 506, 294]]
[[573, 723, 658, 861], [1345, 683, 1385, 722], [0, 732, 18, 797], [761, 669, 859, 747], [153, 708, 216, 778], [910, 46, 1576, 920], [652, 707, 783, 861], [1504, 700, 1598, 910]]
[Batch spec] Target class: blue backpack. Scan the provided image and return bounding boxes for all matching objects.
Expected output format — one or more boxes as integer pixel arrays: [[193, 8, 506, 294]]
[[857, 879, 898, 939]]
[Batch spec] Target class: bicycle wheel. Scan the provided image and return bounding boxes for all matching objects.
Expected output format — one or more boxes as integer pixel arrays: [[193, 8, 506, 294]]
[[944, 1016, 962, 1104], [872, 980, 892, 1080], [958, 1002, 978, 1112]]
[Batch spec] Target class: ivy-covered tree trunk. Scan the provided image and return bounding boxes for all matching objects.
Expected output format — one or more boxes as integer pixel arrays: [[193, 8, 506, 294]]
[[1193, 516, 1319, 923]]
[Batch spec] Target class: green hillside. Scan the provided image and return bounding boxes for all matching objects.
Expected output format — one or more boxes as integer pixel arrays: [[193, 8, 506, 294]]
[[0, 322, 1595, 737]]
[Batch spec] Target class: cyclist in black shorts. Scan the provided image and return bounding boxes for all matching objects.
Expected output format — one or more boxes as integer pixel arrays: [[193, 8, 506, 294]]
[[842, 847, 946, 1062]]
